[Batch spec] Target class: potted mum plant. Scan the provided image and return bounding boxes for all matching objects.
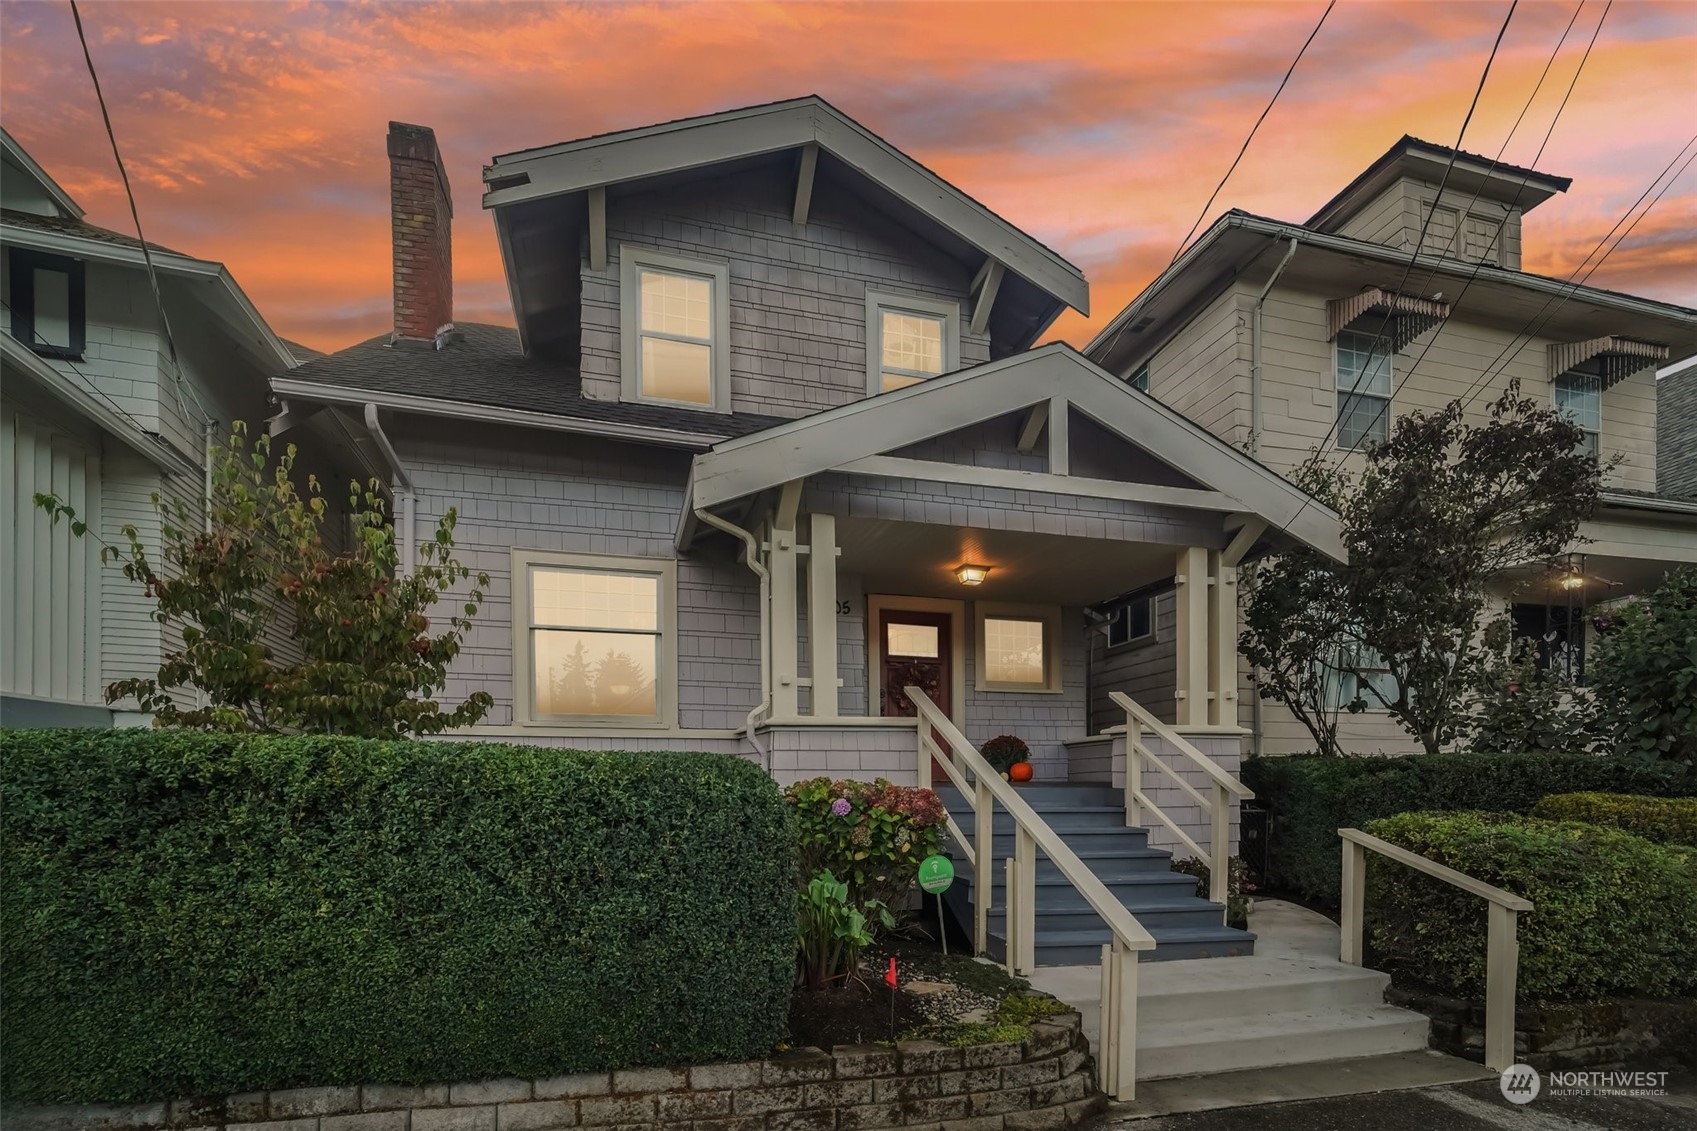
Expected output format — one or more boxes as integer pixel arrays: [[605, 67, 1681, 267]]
[[981, 734, 1032, 781]]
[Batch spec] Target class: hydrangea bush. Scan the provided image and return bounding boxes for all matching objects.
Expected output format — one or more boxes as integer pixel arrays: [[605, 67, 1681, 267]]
[[785, 777, 947, 911]]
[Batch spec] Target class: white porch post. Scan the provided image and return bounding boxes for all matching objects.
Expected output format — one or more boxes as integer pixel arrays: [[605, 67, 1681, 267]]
[[769, 483, 803, 718], [807, 513, 839, 718], [1173, 546, 1210, 727], [1208, 550, 1238, 728]]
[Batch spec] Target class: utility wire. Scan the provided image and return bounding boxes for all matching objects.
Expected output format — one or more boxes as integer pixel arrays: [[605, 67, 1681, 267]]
[[68, 0, 211, 428], [1340, 0, 1605, 443], [1296, 0, 1519, 479], [1169, 0, 1337, 265]]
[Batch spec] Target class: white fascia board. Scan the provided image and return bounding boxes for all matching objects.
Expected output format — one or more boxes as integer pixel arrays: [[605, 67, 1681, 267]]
[[837, 454, 1242, 513], [692, 342, 1345, 560], [482, 98, 1088, 316], [2, 334, 198, 476], [1598, 491, 1697, 517], [270, 377, 726, 451], [0, 224, 296, 372], [1, 128, 84, 218], [491, 210, 532, 358]]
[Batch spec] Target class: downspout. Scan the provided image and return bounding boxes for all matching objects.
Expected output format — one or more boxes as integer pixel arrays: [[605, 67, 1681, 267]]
[[363, 404, 415, 573], [203, 420, 216, 534], [1248, 237, 1297, 757], [1249, 236, 1299, 457], [694, 505, 772, 773]]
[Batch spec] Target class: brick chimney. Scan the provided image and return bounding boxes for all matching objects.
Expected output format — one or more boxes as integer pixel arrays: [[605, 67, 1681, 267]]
[[388, 122, 453, 344]]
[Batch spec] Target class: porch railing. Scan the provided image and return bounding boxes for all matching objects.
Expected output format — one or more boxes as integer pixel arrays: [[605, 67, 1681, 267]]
[[1108, 691, 1253, 906], [1339, 828, 1533, 1072], [906, 687, 1156, 1100]]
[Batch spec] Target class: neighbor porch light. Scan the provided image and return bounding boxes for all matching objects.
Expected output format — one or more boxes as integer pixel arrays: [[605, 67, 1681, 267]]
[[1560, 574, 1585, 590], [955, 564, 990, 586]]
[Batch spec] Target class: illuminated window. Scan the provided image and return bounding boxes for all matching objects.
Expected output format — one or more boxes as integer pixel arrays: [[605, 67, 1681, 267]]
[[975, 603, 1062, 692], [515, 550, 675, 725], [620, 247, 729, 411], [887, 622, 940, 658], [866, 290, 959, 395]]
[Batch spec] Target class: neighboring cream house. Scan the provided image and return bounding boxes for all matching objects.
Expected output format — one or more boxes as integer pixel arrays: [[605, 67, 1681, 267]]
[[0, 128, 352, 726], [1087, 136, 1697, 755]]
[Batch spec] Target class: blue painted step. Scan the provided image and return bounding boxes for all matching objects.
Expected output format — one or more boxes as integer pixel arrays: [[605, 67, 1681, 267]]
[[934, 783, 1256, 964]]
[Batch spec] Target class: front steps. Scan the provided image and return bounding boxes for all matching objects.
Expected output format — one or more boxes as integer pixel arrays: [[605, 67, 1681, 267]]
[[935, 783, 1255, 963], [1027, 900, 1436, 1083]]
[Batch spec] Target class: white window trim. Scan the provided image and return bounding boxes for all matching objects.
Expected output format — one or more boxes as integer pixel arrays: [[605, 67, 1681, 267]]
[[511, 548, 678, 729], [1105, 592, 1160, 654], [865, 594, 966, 721], [1553, 371, 1602, 458], [865, 289, 961, 397], [974, 601, 1064, 694], [1333, 330, 1392, 450], [619, 244, 732, 414]]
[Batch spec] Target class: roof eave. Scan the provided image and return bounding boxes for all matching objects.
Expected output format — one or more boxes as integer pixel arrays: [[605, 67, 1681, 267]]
[[1, 127, 85, 219]]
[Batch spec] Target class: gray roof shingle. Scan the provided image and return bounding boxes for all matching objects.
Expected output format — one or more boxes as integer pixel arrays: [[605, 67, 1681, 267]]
[[279, 322, 786, 441], [1658, 362, 1697, 498], [1, 207, 187, 256]]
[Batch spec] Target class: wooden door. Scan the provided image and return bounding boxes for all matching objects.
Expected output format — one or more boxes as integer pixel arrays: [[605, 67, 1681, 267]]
[[878, 609, 952, 721]]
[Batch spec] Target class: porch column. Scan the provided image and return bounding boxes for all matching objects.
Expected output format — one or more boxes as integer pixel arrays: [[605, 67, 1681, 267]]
[[769, 498, 802, 719], [1209, 550, 1238, 727], [1173, 546, 1210, 727], [807, 513, 839, 718]]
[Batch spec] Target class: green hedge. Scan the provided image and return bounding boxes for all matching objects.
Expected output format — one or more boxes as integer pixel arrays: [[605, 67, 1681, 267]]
[[1, 730, 796, 1103], [1243, 751, 1696, 903], [1362, 811, 1697, 1001], [1532, 791, 1697, 847]]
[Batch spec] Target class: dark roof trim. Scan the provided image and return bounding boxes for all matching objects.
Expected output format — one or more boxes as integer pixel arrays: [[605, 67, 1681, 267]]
[[1, 128, 84, 219]]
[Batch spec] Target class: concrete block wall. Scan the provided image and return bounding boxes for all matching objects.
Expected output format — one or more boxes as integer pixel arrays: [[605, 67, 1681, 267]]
[[578, 168, 990, 419]]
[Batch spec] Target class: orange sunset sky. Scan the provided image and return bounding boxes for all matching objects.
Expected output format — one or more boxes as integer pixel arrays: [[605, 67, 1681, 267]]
[[2, 0, 1693, 354]]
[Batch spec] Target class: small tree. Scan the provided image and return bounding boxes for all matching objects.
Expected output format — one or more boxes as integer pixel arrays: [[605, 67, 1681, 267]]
[[1244, 383, 1605, 754], [36, 422, 492, 735], [1462, 620, 1601, 754], [1590, 567, 1697, 766]]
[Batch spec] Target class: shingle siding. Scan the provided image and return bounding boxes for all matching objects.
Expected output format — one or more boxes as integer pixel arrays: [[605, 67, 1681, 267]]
[[1658, 364, 1697, 497], [580, 167, 988, 419]]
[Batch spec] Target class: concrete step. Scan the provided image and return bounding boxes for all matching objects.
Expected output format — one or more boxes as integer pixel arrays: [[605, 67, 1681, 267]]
[[1135, 1002, 1431, 1080], [1136, 955, 1393, 1026]]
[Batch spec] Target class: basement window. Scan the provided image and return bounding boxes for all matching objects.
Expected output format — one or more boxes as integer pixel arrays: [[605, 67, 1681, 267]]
[[619, 246, 730, 412], [7, 249, 85, 360], [866, 290, 960, 395]]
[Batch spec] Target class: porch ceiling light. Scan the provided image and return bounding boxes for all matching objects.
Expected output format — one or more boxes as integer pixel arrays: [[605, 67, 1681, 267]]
[[1560, 574, 1585, 590], [955, 564, 990, 586]]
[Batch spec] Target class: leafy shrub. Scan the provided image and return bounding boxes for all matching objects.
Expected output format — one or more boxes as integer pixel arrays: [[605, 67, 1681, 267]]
[[1, 729, 795, 1103], [1532, 792, 1697, 847], [786, 777, 945, 911], [1590, 567, 1697, 767], [1242, 751, 1696, 903], [1464, 632, 1601, 754], [1170, 856, 1256, 929], [980, 734, 1030, 774], [1362, 811, 1697, 1001], [795, 870, 893, 991]]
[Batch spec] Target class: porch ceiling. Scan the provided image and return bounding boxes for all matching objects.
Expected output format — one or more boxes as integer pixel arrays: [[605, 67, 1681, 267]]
[[834, 517, 1183, 605]]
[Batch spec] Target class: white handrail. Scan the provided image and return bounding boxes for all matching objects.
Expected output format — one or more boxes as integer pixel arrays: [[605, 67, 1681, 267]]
[[1109, 690, 1252, 905], [1338, 828, 1534, 1073], [905, 687, 1154, 1100]]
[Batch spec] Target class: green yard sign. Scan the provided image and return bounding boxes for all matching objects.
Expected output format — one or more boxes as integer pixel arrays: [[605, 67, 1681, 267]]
[[917, 854, 955, 893]]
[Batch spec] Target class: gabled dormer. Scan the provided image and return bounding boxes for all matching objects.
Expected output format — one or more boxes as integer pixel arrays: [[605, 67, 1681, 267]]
[[1305, 135, 1572, 270], [482, 97, 1088, 420]]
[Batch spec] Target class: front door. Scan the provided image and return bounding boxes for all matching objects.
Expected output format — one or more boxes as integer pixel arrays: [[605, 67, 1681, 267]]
[[878, 609, 953, 722]]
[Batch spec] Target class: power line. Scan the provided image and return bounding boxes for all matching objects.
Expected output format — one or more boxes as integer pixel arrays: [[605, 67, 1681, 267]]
[[1298, 0, 1520, 476], [68, 0, 211, 429], [1, 296, 176, 446], [1169, 0, 1337, 265], [1339, 0, 1606, 442]]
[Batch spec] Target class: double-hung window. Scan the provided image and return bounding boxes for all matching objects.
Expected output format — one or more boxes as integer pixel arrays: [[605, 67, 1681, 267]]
[[515, 550, 676, 726], [619, 246, 730, 411], [1319, 642, 1397, 711], [1554, 369, 1601, 458], [1335, 329, 1391, 449], [866, 290, 959, 395], [7, 249, 85, 360]]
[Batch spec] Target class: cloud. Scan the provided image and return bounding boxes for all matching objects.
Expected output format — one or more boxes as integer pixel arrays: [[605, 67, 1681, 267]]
[[2, 0, 1692, 352]]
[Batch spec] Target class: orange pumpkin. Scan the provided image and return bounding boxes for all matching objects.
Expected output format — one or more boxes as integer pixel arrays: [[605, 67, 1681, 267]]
[[1009, 761, 1034, 783]]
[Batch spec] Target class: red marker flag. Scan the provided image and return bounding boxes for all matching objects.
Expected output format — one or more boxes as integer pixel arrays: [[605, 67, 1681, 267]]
[[885, 955, 898, 989]]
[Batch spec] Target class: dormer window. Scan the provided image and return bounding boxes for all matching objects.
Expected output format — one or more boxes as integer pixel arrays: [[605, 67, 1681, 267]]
[[619, 246, 730, 412], [866, 290, 959, 395], [7, 249, 85, 360]]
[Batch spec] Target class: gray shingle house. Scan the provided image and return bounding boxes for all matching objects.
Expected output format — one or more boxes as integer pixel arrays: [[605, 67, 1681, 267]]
[[272, 99, 1343, 818]]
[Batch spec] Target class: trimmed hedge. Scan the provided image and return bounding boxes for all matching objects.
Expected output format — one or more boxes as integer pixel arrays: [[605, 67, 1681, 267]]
[[1532, 791, 1697, 847], [1363, 811, 1697, 1001], [1243, 751, 1697, 903], [1, 730, 796, 1103]]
